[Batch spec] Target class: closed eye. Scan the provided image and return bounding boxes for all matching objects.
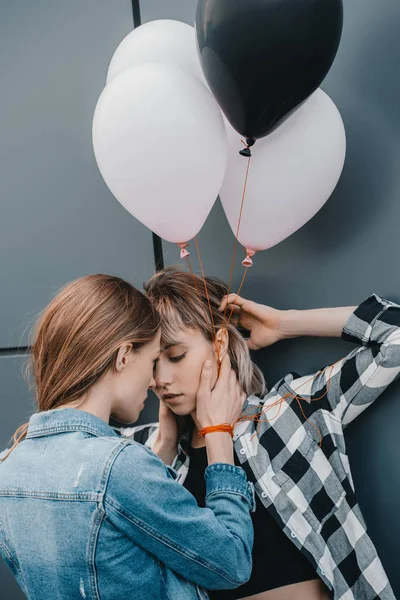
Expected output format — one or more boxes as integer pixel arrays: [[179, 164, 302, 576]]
[[169, 353, 186, 363]]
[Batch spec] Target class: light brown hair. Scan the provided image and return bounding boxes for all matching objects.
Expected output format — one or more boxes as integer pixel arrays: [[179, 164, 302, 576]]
[[144, 266, 266, 397], [1, 274, 160, 460]]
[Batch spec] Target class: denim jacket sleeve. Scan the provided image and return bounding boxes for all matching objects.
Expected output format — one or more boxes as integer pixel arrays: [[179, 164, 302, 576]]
[[287, 294, 400, 427], [105, 441, 255, 590]]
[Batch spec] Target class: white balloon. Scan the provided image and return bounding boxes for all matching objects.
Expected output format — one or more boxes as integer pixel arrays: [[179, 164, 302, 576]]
[[93, 63, 227, 244], [107, 20, 205, 85], [220, 89, 346, 252]]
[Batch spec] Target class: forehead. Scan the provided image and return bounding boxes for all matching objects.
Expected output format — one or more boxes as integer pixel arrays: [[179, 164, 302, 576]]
[[145, 329, 161, 352], [161, 327, 205, 351]]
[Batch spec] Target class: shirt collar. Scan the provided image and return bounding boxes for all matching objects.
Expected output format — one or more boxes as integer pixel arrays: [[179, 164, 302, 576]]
[[26, 408, 119, 439]]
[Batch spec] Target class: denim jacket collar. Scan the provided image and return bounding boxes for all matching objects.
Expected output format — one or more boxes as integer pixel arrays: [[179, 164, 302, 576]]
[[26, 408, 119, 439]]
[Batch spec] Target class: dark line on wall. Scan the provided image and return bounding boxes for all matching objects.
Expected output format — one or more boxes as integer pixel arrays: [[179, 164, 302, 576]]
[[0, 347, 30, 356], [131, 0, 142, 26], [130, 0, 165, 273], [152, 234, 165, 272]]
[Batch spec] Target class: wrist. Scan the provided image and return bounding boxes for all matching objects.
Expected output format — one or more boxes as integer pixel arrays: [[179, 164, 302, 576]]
[[198, 423, 234, 439], [204, 431, 234, 466], [277, 309, 300, 339], [154, 430, 178, 449], [153, 434, 178, 465]]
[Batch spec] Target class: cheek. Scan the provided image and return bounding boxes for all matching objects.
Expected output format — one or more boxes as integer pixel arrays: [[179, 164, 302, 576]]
[[134, 359, 153, 390], [185, 351, 215, 389]]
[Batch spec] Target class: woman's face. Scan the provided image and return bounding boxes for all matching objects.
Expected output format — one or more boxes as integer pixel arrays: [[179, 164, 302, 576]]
[[112, 330, 161, 423], [154, 327, 219, 416]]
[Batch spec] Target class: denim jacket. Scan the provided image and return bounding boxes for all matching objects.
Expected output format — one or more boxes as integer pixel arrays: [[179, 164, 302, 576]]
[[0, 409, 255, 600]]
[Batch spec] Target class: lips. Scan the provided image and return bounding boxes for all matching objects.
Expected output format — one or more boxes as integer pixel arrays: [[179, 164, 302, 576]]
[[162, 393, 182, 403]]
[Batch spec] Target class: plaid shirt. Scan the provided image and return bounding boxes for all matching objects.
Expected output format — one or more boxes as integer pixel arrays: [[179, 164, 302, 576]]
[[118, 295, 399, 600]]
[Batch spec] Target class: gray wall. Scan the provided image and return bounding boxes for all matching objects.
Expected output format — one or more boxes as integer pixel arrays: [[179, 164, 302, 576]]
[[0, 1, 153, 598], [1, 0, 400, 598]]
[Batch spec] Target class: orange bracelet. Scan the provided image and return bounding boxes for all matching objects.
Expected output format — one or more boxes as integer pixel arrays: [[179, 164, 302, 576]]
[[198, 423, 234, 439]]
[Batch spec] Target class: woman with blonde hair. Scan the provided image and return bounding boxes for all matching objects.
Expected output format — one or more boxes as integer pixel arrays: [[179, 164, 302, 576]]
[[120, 266, 399, 600], [0, 274, 255, 600]]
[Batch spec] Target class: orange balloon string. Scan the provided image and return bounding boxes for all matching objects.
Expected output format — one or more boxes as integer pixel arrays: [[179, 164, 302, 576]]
[[194, 236, 222, 372], [185, 254, 210, 327], [227, 267, 249, 326], [232, 359, 342, 447], [224, 152, 252, 321]]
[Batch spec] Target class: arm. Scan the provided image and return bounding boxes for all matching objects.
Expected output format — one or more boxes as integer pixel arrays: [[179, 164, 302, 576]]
[[221, 293, 400, 426], [105, 442, 254, 590], [279, 305, 356, 338], [297, 294, 400, 425], [220, 293, 356, 348]]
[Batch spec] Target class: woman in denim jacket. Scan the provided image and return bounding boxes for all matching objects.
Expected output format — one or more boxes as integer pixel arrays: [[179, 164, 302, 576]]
[[120, 267, 400, 600], [0, 274, 255, 600]]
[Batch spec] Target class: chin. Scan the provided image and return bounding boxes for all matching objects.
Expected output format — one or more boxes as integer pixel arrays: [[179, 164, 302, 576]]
[[114, 405, 142, 426], [169, 401, 195, 417]]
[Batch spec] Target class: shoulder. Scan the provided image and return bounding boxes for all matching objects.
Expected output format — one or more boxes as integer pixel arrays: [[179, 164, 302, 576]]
[[109, 438, 165, 481], [106, 439, 175, 505]]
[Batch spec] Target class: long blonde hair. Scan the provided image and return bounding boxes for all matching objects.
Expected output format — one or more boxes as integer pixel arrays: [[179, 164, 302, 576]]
[[1, 274, 160, 460], [144, 266, 266, 397]]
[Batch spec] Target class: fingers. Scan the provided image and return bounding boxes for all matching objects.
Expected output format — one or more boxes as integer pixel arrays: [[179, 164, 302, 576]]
[[228, 368, 237, 396], [158, 401, 170, 417], [247, 339, 260, 351], [228, 312, 241, 328], [234, 381, 247, 423], [158, 401, 177, 421], [219, 294, 247, 312], [217, 353, 231, 383], [229, 369, 245, 402], [197, 360, 213, 399], [223, 304, 242, 320]]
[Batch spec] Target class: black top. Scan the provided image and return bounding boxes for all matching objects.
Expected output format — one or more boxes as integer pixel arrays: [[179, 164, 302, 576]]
[[183, 445, 318, 598]]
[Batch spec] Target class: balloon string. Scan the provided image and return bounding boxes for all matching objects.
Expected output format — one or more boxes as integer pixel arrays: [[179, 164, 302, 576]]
[[233, 360, 341, 447], [185, 253, 211, 330], [227, 267, 249, 326], [224, 151, 252, 320], [194, 236, 221, 371]]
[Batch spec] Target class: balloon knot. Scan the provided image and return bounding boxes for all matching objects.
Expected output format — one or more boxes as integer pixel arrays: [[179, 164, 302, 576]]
[[178, 243, 190, 259], [242, 248, 256, 268], [239, 137, 256, 157], [239, 147, 252, 158]]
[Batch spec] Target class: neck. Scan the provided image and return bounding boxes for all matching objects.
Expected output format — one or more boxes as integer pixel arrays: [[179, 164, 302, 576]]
[[60, 378, 113, 424]]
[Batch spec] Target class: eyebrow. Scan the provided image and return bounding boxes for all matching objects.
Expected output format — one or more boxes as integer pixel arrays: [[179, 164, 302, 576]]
[[162, 341, 182, 351]]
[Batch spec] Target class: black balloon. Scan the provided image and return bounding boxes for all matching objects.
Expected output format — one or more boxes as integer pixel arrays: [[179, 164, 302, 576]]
[[196, 0, 343, 143]]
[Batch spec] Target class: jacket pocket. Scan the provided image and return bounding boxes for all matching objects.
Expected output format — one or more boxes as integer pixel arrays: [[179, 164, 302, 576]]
[[272, 434, 346, 533]]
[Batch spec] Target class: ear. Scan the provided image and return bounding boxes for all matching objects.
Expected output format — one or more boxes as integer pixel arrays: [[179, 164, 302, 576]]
[[115, 344, 133, 372], [214, 328, 229, 360]]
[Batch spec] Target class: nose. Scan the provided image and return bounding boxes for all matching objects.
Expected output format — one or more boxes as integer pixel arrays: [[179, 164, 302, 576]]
[[149, 375, 157, 390], [154, 360, 173, 390]]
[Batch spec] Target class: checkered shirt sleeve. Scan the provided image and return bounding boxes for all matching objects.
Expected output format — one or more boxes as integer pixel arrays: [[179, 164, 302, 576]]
[[288, 294, 400, 427]]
